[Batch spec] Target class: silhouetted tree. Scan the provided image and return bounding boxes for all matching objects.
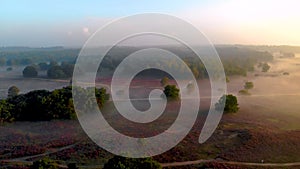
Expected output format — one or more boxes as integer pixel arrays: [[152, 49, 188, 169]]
[[8, 86, 20, 98], [23, 66, 38, 77], [47, 65, 66, 79]]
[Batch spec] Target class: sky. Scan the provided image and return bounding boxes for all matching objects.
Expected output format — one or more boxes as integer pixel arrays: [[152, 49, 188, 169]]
[[0, 0, 300, 47]]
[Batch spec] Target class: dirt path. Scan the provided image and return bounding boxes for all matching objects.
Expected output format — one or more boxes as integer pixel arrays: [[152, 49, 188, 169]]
[[161, 159, 300, 167], [1, 142, 79, 164]]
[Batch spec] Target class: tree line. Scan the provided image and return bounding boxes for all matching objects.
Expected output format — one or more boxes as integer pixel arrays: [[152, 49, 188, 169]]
[[97, 46, 273, 79], [0, 47, 78, 66]]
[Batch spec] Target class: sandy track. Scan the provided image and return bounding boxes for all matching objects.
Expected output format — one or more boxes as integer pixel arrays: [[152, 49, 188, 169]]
[[161, 159, 300, 167]]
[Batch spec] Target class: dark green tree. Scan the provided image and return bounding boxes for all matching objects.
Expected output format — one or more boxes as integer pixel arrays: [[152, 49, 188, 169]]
[[23, 65, 38, 77], [61, 62, 75, 77], [163, 85, 180, 100], [13, 90, 51, 121], [47, 65, 66, 79], [261, 63, 270, 72], [8, 86, 20, 98], [103, 156, 162, 169], [95, 87, 110, 107], [215, 94, 239, 113], [43, 86, 75, 119], [0, 100, 14, 123]]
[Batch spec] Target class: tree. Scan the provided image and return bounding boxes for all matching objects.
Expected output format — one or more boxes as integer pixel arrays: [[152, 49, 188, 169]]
[[215, 94, 239, 113], [23, 66, 38, 77], [47, 65, 66, 79], [244, 81, 254, 90], [94, 87, 110, 107], [261, 63, 270, 72], [163, 85, 180, 100], [3, 86, 109, 121], [61, 62, 75, 77], [0, 100, 14, 123], [17, 90, 51, 121], [160, 77, 169, 86], [103, 156, 162, 169], [8, 86, 20, 98], [43, 86, 75, 119]]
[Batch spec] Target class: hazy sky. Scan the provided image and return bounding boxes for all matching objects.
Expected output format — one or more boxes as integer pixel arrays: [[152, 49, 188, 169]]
[[1, 0, 299, 47]]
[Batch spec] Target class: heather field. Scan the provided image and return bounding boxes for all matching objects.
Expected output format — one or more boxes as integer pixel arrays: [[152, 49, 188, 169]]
[[1, 56, 300, 168]]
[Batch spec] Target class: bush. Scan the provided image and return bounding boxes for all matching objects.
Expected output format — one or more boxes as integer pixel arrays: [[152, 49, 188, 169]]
[[239, 89, 251, 95], [244, 81, 254, 90], [283, 72, 289, 75], [103, 156, 162, 169], [6, 67, 12, 71]]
